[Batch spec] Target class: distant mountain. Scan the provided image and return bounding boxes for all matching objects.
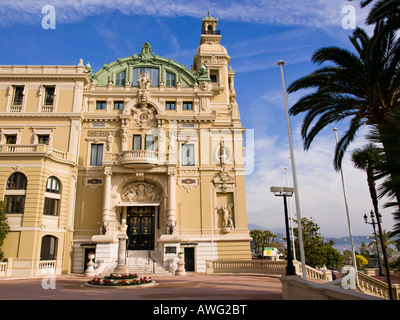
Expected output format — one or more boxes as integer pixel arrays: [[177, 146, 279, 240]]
[[248, 223, 371, 252], [248, 224, 266, 231]]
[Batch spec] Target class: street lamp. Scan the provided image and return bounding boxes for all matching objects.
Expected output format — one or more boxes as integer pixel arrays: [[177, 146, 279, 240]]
[[270, 186, 296, 276], [364, 210, 384, 276], [277, 60, 307, 279]]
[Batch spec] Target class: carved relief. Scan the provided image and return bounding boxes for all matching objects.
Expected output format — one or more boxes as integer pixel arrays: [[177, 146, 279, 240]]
[[121, 182, 162, 203], [213, 168, 236, 192]]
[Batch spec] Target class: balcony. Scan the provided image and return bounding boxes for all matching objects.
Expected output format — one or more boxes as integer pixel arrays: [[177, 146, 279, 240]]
[[0, 144, 73, 162], [201, 29, 221, 35], [119, 150, 158, 168]]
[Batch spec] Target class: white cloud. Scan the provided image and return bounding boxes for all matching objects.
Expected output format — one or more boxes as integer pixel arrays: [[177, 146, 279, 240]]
[[245, 124, 395, 237], [0, 0, 371, 31]]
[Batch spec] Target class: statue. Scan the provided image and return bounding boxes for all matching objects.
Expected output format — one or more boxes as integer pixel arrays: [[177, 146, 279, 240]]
[[106, 132, 113, 152], [218, 203, 234, 233], [137, 71, 151, 107]]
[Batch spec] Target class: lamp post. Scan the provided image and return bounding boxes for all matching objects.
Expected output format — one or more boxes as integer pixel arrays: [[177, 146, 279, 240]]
[[333, 128, 358, 277], [284, 167, 296, 261], [363, 210, 383, 276], [270, 186, 296, 276], [277, 60, 307, 279]]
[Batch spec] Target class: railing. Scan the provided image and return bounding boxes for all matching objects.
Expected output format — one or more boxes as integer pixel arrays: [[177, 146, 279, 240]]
[[207, 260, 287, 275], [0, 262, 7, 276], [41, 105, 54, 112], [0, 144, 68, 161], [38, 260, 56, 271], [5, 145, 37, 152], [201, 29, 221, 35], [120, 150, 158, 165], [357, 271, 393, 299], [206, 260, 332, 281], [9, 105, 22, 112]]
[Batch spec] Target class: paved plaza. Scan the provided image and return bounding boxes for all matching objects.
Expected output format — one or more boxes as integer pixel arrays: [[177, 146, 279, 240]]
[[0, 273, 283, 300]]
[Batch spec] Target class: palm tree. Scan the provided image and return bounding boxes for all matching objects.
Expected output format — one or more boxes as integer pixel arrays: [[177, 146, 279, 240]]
[[368, 111, 400, 238], [287, 22, 400, 172], [361, 0, 400, 29], [351, 143, 385, 214]]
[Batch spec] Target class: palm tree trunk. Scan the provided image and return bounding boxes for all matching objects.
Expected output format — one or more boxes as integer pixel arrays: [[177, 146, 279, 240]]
[[367, 169, 394, 300]]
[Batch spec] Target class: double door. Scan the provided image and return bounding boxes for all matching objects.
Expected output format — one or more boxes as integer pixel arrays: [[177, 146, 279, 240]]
[[126, 206, 155, 250]]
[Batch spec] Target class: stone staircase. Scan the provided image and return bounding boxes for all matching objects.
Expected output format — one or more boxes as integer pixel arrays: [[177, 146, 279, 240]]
[[126, 250, 170, 274]]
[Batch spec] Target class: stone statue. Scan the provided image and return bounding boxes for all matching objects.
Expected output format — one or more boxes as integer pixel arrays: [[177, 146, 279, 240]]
[[137, 71, 151, 108], [218, 203, 234, 232], [106, 132, 113, 152]]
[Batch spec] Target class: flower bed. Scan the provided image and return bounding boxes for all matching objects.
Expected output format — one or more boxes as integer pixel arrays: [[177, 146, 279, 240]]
[[87, 273, 153, 287]]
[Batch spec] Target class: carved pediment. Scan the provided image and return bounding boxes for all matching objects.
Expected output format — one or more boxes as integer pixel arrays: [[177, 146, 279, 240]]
[[213, 168, 235, 192]]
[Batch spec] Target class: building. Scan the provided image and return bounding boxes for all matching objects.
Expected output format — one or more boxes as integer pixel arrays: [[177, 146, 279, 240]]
[[0, 13, 251, 277]]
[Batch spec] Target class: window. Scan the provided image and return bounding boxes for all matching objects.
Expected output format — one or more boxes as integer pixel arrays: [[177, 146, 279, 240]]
[[13, 86, 24, 105], [44, 86, 55, 105], [46, 176, 60, 194], [166, 102, 175, 110], [115, 71, 126, 86], [6, 172, 27, 190], [210, 70, 218, 83], [183, 102, 193, 111], [37, 135, 50, 145], [40, 235, 57, 260], [182, 144, 195, 166], [43, 198, 59, 215], [114, 101, 124, 110], [5, 135, 16, 144], [132, 68, 159, 87], [90, 144, 103, 166], [145, 135, 154, 151], [133, 135, 141, 150], [5, 195, 25, 214], [96, 101, 106, 110], [5, 172, 27, 214], [166, 72, 176, 87]]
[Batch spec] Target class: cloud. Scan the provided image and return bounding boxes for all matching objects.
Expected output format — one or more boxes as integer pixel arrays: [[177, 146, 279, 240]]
[[0, 0, 371, 31], [245, 123, 395, 237]]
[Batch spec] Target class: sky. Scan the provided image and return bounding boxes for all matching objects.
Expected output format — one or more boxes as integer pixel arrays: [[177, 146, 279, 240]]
[[0, 0, 395, 237]]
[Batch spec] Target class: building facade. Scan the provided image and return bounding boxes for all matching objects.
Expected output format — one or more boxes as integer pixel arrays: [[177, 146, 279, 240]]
[[0, 14, 251, 277]]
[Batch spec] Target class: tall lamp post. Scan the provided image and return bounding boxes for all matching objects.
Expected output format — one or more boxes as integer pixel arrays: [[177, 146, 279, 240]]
[[333, 128, 358, 278], [270, 186, 296, 276], [363, 210, 383, 276], [277, 60, 307, 279]]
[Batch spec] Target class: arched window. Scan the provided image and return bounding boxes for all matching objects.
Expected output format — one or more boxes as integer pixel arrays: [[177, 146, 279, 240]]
[[46, 176, 60, 194], [40, 235, 57, 260], [132, 67, 159, 87], [6, 172, 27, 190], [5, 172, 27, 214], [44, 177, 61, 216], [165, 72, 176, 87]]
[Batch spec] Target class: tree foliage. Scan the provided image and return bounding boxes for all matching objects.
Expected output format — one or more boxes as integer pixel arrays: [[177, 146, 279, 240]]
[[0, 201, 10, 261], [292, 217, 343, 269]]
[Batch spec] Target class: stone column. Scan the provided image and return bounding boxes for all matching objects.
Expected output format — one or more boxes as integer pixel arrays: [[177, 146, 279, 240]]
[[102, 168, 112, 233], [114, 220, 128, 274], [167, 168, 177, 234]]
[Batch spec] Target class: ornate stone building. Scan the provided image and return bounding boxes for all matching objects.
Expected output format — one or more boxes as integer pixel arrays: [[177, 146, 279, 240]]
[[0, 14, 251, 276]]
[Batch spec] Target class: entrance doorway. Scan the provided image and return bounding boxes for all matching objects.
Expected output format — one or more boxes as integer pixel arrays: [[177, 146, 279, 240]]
[[126, 206, 155, 250], [184, 247, 195, 272]]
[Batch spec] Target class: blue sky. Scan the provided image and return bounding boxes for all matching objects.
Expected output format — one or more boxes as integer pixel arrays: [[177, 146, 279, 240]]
[[0, 0, 394, 237]]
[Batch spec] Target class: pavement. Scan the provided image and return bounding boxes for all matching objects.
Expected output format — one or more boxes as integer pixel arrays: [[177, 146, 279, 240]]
[[0, 273, 284, 301]]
